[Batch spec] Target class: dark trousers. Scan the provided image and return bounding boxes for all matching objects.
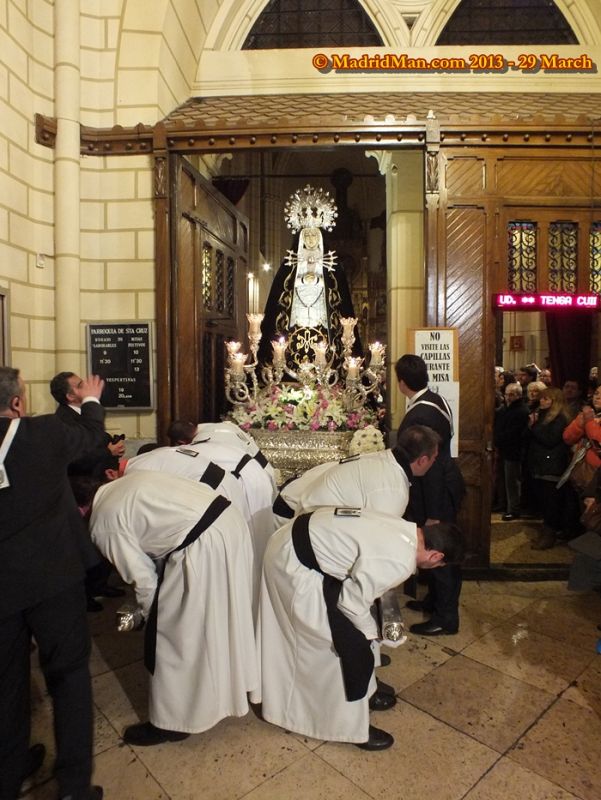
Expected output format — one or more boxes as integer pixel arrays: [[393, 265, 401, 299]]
[[503, 459, 522, 516], [423, 564, 462, 630], [534, 478, 565, 532], [0, 582, 93, 800]]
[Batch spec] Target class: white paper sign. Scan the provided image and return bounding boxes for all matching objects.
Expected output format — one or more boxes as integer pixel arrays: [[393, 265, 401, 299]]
[[413, 328, 457, 384], [409, 328, 460, 457]]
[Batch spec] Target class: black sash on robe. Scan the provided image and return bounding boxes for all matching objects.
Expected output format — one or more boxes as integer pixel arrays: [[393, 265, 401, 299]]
[[291, 512, 374, 702], [199, 461, 226, 490], [232, 454, 252, 479], [273, 493, 294, 519], [144, 494, 231, 674], [253, 450, 269, 469]]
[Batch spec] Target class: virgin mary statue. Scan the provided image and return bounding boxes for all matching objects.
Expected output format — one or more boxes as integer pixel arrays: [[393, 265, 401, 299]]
[[258, 185, 360, 373]]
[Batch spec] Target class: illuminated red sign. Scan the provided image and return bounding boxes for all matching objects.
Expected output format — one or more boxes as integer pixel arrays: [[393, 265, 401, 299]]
[[493, 293, 600, 310]]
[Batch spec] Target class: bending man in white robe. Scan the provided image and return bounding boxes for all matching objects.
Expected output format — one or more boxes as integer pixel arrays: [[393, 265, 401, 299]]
[[273, 424, 440, 527], [167, 418, 278, 498], [89, 470, 258, 746], [125, 445, 248, 518], [125, 443, 266, 612], [254, 508, 463, 750]]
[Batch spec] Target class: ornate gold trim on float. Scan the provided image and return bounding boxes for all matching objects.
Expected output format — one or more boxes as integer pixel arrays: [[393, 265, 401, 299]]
[[249, 429, 353, 484]]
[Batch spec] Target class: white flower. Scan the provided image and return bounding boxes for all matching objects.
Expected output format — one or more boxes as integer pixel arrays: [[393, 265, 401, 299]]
[[349, 425, 385, 455]]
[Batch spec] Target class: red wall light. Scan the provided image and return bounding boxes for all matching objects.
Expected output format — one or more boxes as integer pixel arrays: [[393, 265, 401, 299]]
[[493, 293, 600, 311]]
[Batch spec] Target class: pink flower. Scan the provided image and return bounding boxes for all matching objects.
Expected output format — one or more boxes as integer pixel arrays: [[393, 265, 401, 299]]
[[267, 420, 278, 431], [321, 399, 329, 409], [310, 420, 321, 431], [327, 419, 337, 431], [240, 422, 252, 431]]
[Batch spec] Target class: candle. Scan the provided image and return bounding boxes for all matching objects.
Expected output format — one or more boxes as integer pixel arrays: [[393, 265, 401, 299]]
[[369, 341, 383, 366], [272, 337, 287, 364], [346, 357, 360, 380], [314, 341, 328, 365], [226, 340, 241, 358], [247, 313, 264, 336], [340, 317, 357, 338], [231, 353, 247, 376]]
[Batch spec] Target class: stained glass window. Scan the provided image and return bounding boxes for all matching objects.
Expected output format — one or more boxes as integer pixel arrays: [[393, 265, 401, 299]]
[[508, 221, 537, 291], [437, 0, 577, 45], [243, 0, 383, 49], [590, 222, 601, 294], [548, 221, 577, 292]]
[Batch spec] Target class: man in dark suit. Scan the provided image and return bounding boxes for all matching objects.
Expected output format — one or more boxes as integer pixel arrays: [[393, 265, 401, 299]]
[[0, 367, 105, 800], [395, 354, 465, 636], [50, 371, 126, 611], [50, 371, 125, 473]]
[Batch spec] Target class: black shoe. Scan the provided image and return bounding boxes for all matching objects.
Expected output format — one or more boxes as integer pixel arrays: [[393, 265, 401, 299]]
[[356, 725, 394, 751], [379, 653, 391, 667], [369, 691, 396, 712], [97, 585, 126, 598], [123, 721, 190, 746], [405, 599, 434, 613], [376, 678, 395, 696], [86, 597, 103, 612], [501, 513, 520, 522], [20, 743, 45, 781], [60, 787, 103, 800], [410, 620, 458, 636]]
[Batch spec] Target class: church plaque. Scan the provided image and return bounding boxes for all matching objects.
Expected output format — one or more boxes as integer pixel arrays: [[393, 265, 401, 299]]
[[87, 322, 154, 410]]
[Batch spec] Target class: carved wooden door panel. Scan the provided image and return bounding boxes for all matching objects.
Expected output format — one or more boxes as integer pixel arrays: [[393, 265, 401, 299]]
[[429, 151, 497, 568], [171, 158, 248, 425], [438, 204, 494, 568]]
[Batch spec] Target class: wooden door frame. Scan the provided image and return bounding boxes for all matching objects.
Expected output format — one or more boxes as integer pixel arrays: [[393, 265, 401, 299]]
[[35, 105, 601, 573]]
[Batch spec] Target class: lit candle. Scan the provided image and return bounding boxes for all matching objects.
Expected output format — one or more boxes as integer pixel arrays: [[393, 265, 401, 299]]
[[231, 353, 247, 376], [247, 313, 264, 336], [313, 341, 328, 365], [272, 337, 287, 364], [226, 341, 241, 358], [369, 341, 383, 366], [340, 317, 357, 338], [346, 357, 360, 380]]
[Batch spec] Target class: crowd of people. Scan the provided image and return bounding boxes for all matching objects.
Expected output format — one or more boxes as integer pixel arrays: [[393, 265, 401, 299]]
[[0, 356, 465, 799], [493, 363, 601, 550]]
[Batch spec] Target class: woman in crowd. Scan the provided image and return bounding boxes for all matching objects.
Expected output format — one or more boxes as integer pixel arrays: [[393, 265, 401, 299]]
[[526, 380, 546, 416], [495, 369, 515, 410], [527, 387, 571, 550]]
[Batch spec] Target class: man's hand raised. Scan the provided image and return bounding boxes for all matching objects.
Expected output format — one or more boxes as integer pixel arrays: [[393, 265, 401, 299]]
[[75, 374, 105, 402]]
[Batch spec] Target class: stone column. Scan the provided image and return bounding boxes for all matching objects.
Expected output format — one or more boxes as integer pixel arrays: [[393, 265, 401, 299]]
[[368, 150, 425, 430], [54, 0, 82, 372]]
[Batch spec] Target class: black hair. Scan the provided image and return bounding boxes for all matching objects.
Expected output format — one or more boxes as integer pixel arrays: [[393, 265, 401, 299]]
[[137, 442, 159, 455], [394, 425, 440, 462], [50, 371, 76, 404], [394, 354, 428, 392], [422, 522, 465, 564], [166, 419, 197, 446]]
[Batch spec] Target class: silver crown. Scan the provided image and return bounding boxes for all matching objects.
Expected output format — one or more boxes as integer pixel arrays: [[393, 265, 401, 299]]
[[284, 184, 338, 233]]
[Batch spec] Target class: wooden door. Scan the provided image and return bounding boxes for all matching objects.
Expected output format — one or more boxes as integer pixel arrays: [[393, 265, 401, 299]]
[[171, 158, 248, 425]]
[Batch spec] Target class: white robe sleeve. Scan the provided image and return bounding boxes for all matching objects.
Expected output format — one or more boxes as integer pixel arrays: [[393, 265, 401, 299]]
[[336, 555, 410, 640], [92, 526, 159, 617]]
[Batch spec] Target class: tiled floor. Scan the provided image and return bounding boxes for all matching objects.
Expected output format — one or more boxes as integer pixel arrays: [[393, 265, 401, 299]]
[[22, 580, 601, 800], [490, 514, 572, 566]]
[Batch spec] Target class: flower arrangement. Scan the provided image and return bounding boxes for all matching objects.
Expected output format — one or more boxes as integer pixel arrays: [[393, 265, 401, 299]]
[[229, 384, 382, 433], [349, 425, 385, 455]]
